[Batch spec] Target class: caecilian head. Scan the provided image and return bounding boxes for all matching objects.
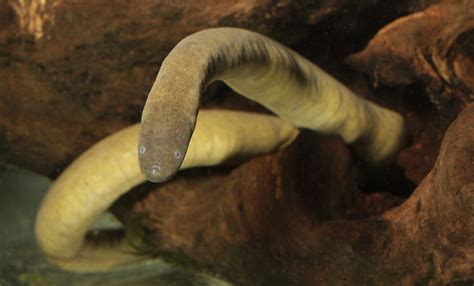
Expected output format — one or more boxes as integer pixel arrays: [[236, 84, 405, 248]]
[[138, 105, 196, 183]]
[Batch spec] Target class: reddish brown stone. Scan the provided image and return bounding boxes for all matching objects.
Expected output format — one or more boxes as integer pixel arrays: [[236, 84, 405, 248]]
[[123, 103, 474, 285], [344, 0, 474, 184], [347, 0, 474, 111]]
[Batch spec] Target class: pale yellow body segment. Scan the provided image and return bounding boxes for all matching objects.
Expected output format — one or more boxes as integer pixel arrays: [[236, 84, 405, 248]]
[[139, 28, 405, 182], [35, 110, 298, 271]]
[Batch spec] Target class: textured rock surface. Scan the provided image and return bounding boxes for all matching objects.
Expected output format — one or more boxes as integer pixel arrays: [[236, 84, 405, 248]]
[[382, 102, 474, 285], [347, 0, 474, 110], [124, 103, 474, 285], [346, 0, 474, 183]]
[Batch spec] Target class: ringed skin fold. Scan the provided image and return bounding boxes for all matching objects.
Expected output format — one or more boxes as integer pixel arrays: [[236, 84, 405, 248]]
[[139, 27, 405, 183], [35, 110, 299, 272]]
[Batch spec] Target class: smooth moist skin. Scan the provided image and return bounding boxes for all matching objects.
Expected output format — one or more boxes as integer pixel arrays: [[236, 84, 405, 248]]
[[36, 110, 298, 271], [139, 27, 405, 183], [139, 97, 196, 182]]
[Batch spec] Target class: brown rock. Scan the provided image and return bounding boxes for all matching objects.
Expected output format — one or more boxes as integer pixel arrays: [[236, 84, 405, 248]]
[[344, 0, 474, 184], [124, 103, 474, 285], [347, 0, 474, 111]]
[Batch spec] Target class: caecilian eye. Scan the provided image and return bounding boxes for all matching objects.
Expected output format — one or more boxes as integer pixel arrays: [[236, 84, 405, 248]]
[[139, 145, 146, 154], [174, 150, 182, 159]]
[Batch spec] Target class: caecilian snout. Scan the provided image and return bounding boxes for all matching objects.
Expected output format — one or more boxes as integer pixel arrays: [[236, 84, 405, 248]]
[[137, 141, 184, 183]]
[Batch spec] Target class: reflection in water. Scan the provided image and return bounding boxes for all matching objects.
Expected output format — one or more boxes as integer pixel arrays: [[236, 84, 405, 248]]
[[0, 165, 230, 286]]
